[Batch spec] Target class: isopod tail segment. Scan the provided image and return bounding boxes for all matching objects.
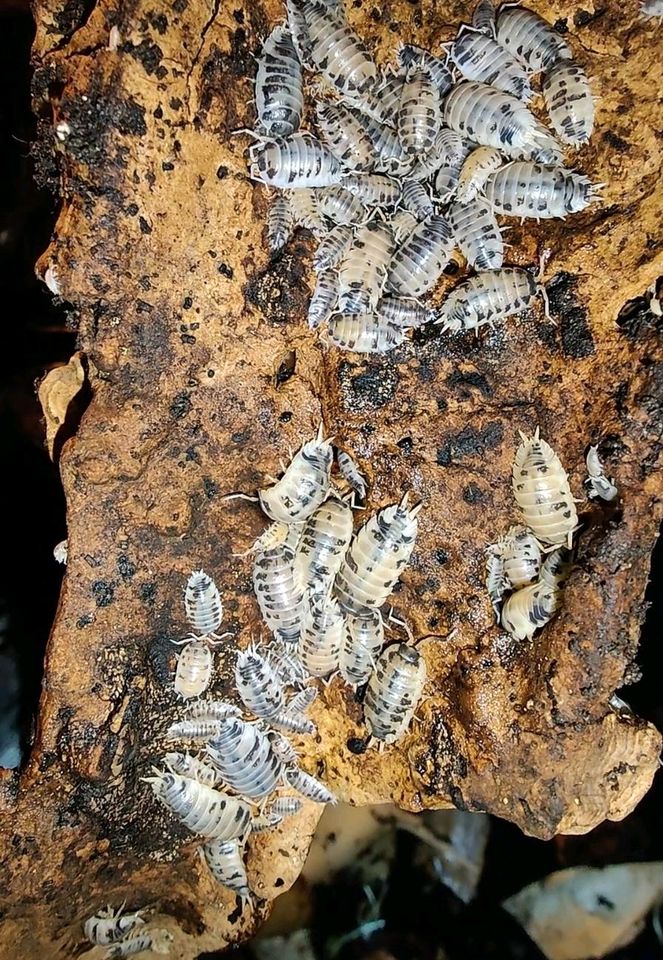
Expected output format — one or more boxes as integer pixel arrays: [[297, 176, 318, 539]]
[[170, 631, 232, 647]]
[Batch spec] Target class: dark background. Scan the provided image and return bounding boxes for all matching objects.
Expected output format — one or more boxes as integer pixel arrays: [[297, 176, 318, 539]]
[[0, 7, 661, 958]]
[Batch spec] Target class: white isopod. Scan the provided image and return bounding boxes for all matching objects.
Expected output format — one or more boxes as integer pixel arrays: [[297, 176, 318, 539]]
[[316, 101, 377, 170], [166, 719, 226, 741], [255, 23, 304, 138], [270, 796, 304, 817], [184, 570, 224, 638], [340, 609, 384, 685], [335, 495, 421, 614], [253, 544, 304, 643], [84, 906, 145, 945], [438, 267, 547, 333], [259, 425, 333, 524], [288, 187, 327, 235], [364, 643, 426, 744], [377, 296, 437, 329], [337, 219, 395, 314], [584, 445, 618, 502], [512, 428, 578, 548], [389, 209, 418, 241], [327, 313, 406, 353], [206, 716, 283, 798], [401, 178, 435, 220], [164, 752, 218, 788], [203, 838, 251, 900], [501, 545, 572, 640], [314, 223, 354, 272], [287, 684, 318, 714], [174, 639, 214, 700], [249, 133, 342, 188], [342, 172, 402, 207], [452, 25, 532, 100], [105, 929, 173, 958], [285, 764, 336, 803], [359, 113, 408, 174], [301, 0, 377, 95], [398, 67, 442, 156], [496, 5, 573, 74], [309, 269, 340, 328], [294, 495, 354, 594], [485, 547, 506, 619], [410, 128, 470, 183], [299, 593, 345, 677], [185, 699, 242, 721], [336, 449, 368, 499], [484, 161, 600, 219], [268, 192, 295, 253], [456, 146, 504, 203], [145, 770, 253, 839], [266, 639, 309, 686], [235, 643, 285, 719], [542, 61, 595, 147], [397, 44, 454, 95], [374, 66, 406, 117], [501, 524, 543, 588], [316, 184, 367, 225], [385, 214, 454, 298], [448, 197, 504, 270], [472, 0, 496, 35]]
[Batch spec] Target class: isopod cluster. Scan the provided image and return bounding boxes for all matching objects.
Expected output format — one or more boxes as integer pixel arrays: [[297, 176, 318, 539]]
[[144, 564, 334, 904], [242, 426, 428, 745], [246, 0, 602, 351], [486, 429, 578, 640], [83, 905, 172, 958]]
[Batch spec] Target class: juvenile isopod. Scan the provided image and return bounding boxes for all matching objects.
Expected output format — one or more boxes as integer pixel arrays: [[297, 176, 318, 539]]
[[389, 209, 418, 241], [287, 684, 318, 715], [398, 67, 442, 157], [285, 764, 336, 803], [327, 313, 406, 353], [164, 752, 219, 789], [340, 609, 384, 685], [542, 61, 595, 146], [206, 716, 283, 798], [401, 179, 435, 220], [584, 445, 618, 502], [397, 45, 454, 95], [364, 643, 426, 744], [294, 495, 354, 594], [301, 0, 377, 95], [145, 770, 253, 839], [308, 269, 340, 328], [259, 425, 333, 524], [314, 224, 354, 272], [235, 644, 285, 720], [374, 66, 406, 117], [299, 593, 345, 677], [249, 133, 343, 188], [316, 184, 367, 225], [174, 639, 214, 700], [184, 570, 224, 638], [485, 546, 506, 619], [255, 23, 304, 138], [84, 906, 145, 945], [342, 172, 402, 207], [316, 101, 377, 170], [202, 838, 251, 900], [438, 267, 548, 333], [511, 428, 578, 548], [483, 161, 601, 219], [472, 0, 496, 35], [501, 524, 542, 588], [185, 699, 242, 721], [456, 146, 504, 203], [336, 449, 368, 499], [451, 26, 532, 100], [266, 639, 309, 686], [268, 192, 294, 253], [359, 114, 408, 174], [376, 296, 437, 329], [253, 544, 304, 643], [385, 214, 454, 298], [166, 719, 227, 741], [335, 495, 421, 614], [105, 929, 173, 958], [496, 5, 573, 73], [448, 197, 504, 270], [411, 128, 470, 183], [500, 546, 572, 640], [270, 796, 304, 817], [337, 219, 395, 314], [288, 187, 327, 235]]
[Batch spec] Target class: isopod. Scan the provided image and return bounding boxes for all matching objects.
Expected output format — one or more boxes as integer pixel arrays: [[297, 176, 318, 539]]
[[235, 643, 285, 719], [542, 61, 595, 147], [314, 223, 354, 272], [285, 764, 336, 803], [294, 495, 354, 594], [186, 699, 242, 721], [376, 296, 437, 329], [266, 639, 309, 686], [501, 545, 572, 640], [335, 495, 421, 614], [301, 0, 377, 95], [327, 313, 406, 353], [249, 133, 342, 188], [175, 639, 213, 700], [398, 67, 441, 156], [166, 719, 226, 741], [337, 219, 395, 313], [484, 161, 600, 219], [456, 146, 504, 203], [203, 838, 251, 899], [255, 23, 304, 138], [259, 425, 333, 524], [288, 187, 327, 235], [389, 209, 418, 241], [253, 544, 304, 643], [501, 524, 542, 588], [145, 770, 253, 839], [342, 172, 402, 207], [496, 5, 573, 73], [105, 930, 172, 958], [584, 445, 618, 502], [164, 752, 219, 788], [472, 0, 496, 35], [448, 197, 504, 270], [401, 178, 435, 220], [485, 546, 506, 619], [385, 214, 454, 298], [287, 684, 318, 714], [269, 731, 301, 766], [268, 192, 294, 253], [360, 113, 408, 174], [438, 267, 547, 333], [397, 45, 454, 95], [272, 708, 316, 735], [84, 907, 145, 945], [335, 450, 367, 500], [299, 593, 345, 677], [451, 26, 532, 100], [309, 269, 340, 328], [374, 66, 406, 116], [270, 796, 304, 817], [184, 570, 224, 639], [53, 538, 68, 564], [411, 128, 470, 183], [340, 608, 384, 685], [316, 101, 377, 170], [511, 428, 578, 547], [206, 716, 283, 798], [364, 643, 426, 744], [316, 184, 367, 224]]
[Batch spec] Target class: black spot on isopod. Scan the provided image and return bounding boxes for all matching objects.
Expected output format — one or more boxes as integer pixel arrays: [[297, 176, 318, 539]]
[[170, 391, 192, 419], [545, 272, 595, 359], [92, 580, 114, 607]]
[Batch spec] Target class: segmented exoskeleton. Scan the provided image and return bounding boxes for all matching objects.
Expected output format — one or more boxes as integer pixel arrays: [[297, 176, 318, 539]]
[[472, 0, 496, 35], [335, 495, 421, 614], [397, 67, 442, 156], [202, 839, 251, 899], [401, 178, 435, 220], [235, 644, 285, 719], [327, 313, 406, 353], [448, 198, 503, 270], [309, 269, 340, 328], [84, 907, 145, 945], [584, 445, 618, 502], [316, 101, 377, 170], [386, 214, 454, 298], [174, 639, 214, 700], [501, 545, 572, 640], [249, 133, 343, 188], [184, 570, 224, 638], [314, 224, 354, 272], [145, 770, 253, 839], [376, 296, 437, 329], [542, 61, 595, 146], [253, 544, 304, 643], [164, 752, 219, 789], [501, 525, 542, 588], [342, 173, 402, 207], [268, 192, 294, 253], [337, 219, 395, 313], [496, 5, 573, 73], [411, 128, 470, 183], [285, 764, 336, 802], [456, 146, 504, 203], [105, 930, 172, 958], [452, 25, 532, 100], [364, 643, 426, 744], [397, 44, 454, 95], [483, 161, 600, 219], [301, 0, 377, 95], [336, 449, 368, 499], [255, 23, 304, 138], [438, 267, 547, 333], [206, 716, 283, 798], [294, 495, 354, 594], [299, 593, 345, 677], [316, 184, 367, 224], [259, 426, 333, 523], [511, 428, 578, 547], [485, 547, 506, 619], [340, 609, 384, 685]]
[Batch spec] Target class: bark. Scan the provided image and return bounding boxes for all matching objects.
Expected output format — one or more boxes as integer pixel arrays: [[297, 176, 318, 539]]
[[1, 0, 662, 955]]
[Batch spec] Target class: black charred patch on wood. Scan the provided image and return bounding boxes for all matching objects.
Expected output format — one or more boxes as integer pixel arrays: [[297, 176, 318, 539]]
[[244, 250, 309, 324], [338, 360, 399, 412], [436, 422, 503, 466], [546, 272, 595, 359]]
